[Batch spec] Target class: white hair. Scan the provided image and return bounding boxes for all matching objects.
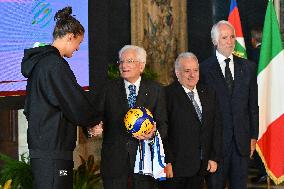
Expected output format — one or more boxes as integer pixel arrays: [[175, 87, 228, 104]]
[[211, 20, 235, 46], [118, 45, 147, 64], [174, 52, 198, 71]]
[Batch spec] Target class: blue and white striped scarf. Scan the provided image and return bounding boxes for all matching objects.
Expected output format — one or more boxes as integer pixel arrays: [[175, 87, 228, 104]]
[[134, 130, 166, 181]]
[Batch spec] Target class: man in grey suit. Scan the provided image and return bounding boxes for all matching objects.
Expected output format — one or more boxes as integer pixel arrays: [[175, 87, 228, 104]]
[[162, 52, 222, 189], [200, 20, 259, 189], [92, 45, 168, 189]]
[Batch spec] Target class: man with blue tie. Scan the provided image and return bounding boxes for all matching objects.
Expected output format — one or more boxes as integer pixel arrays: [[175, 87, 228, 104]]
[[94, 45, 168, 189], [162, 52, 222, 189], [200, 20, 259, 189]]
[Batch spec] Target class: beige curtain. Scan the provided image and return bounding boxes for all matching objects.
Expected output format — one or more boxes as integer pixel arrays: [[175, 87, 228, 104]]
[[131, 0, 187, 85]]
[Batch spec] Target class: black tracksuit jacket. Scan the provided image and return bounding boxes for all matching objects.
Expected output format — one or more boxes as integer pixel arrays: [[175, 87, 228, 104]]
[[21, 45, 100, 160]]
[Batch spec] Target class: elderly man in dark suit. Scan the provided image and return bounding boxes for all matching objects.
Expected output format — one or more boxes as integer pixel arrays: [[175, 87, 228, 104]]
[[200, 20, 259, 189], [92, 45, 168, 189], [162, 52, 222, 189]]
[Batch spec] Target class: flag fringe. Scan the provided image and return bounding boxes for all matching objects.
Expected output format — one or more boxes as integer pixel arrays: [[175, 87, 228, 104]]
[[256, 144, 284, 185]]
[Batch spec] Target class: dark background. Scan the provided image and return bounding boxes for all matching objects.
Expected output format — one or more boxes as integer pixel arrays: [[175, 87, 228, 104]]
[[0, 0, 267, 110]]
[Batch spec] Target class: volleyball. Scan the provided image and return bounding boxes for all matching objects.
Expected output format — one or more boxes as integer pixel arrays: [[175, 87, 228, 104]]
[[124, 107, 154, 136]]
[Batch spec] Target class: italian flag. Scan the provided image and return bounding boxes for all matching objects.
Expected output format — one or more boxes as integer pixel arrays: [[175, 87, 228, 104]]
[[228, 0, 247, 59], [257, 0, 284, 185]]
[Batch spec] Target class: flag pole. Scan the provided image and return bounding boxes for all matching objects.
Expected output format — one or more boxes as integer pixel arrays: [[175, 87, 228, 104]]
[[274, 0, 280, 22], [267, 176, 271, 189]]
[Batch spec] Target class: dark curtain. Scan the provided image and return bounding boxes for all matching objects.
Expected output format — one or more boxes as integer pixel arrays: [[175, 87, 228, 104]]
[[89, 0, 131, 92]]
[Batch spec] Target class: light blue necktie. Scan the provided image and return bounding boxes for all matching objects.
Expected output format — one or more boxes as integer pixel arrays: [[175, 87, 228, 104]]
[[128, 85, 137, 108], [187, 91, 202, 122]]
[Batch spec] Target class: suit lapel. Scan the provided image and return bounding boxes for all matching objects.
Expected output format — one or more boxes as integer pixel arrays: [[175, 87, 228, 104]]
[[210, 56, 243, 97], [119, 78, 148, 110], [232, 56, 243, 97], [175, 81, 201, 124], [209, 57, 230, 96], [136, 78, 147, 107], [118, 79, 130, 111], [197, 84, 205, 123]]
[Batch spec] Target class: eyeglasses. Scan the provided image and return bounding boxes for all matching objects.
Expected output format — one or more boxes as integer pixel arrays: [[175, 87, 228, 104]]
[[116, 59, 141, 64]]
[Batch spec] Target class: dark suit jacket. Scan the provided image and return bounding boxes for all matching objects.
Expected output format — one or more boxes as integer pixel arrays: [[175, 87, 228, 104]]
[[200, 55, 259, 156], [95, 78, 168, 178], [165, 81, 222, 177], [248, 45, 261, 66]]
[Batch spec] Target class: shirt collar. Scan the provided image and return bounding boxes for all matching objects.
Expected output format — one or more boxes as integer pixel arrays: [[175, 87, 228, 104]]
[[181, 84, 198, 94], [124, 77, 141, 89], [256, 43, 261, 48], [216, 50, 233, 64]]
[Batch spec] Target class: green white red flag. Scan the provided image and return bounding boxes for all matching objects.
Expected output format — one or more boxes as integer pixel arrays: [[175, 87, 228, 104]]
[[257, 0, 284, 185]]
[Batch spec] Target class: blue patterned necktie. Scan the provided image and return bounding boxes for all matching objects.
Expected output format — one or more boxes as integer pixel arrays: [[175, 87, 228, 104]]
[[187, 91, 202, 122], [128, 85, 137, 108]]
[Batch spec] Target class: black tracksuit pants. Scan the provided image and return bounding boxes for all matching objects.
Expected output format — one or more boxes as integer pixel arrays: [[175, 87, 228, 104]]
[[31, 158, 73, 189]]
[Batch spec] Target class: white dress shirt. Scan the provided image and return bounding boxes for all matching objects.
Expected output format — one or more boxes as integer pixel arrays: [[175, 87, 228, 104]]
[[124, 77, 141, 98], [216, 50, 234, 79], [181, 85, 202, 112]]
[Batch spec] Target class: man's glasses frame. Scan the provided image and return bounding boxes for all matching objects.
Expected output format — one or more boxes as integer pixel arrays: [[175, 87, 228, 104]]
[[116, 59, 141, 65]]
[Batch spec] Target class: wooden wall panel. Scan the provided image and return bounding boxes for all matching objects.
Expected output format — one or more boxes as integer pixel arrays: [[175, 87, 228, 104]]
[[0, 110, 18, 163]]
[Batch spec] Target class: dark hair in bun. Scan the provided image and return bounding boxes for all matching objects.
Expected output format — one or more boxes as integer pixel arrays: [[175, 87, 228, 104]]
[[53, 6, 84, 39]]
